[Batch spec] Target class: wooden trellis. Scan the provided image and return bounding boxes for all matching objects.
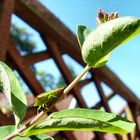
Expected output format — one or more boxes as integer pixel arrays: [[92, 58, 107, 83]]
[[0, 0, 140, 140]]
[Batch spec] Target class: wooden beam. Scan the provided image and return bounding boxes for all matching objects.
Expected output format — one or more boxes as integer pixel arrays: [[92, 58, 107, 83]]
[[0, 0, 15, 60], [78, 78, 92, 88], [128, 102, 140, 138], [93, 76, 111, 112], [124, 106, 135, 140], [23, 50, 69, 66], [92, 92, 115, 109], [93, 67, 140, 106], [0, 111, 14, 125], [7, 39, 44, 95], [23, 51, 51, 66], [14, 0, 78, 50]]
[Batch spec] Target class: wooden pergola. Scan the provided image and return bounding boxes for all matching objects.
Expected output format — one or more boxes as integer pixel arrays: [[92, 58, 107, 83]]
[[0, 0, 140, 140]]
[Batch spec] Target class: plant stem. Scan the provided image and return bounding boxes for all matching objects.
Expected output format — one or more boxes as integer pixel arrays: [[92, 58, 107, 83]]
[[4, 111, 45, 140], [64, 65, 91, 95], [4, 65, 91, 140], [29, 110, 45, 125]]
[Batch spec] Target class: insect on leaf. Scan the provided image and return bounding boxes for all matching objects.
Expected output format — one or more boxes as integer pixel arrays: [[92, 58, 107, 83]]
[[34, 87, 64, 111]]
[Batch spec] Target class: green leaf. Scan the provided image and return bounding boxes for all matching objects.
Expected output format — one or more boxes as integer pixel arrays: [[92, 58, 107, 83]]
[[94, 53, 110, 68], [0, 61, 27, 127], [77, 25, 91, 47], [21, 108, 135, 136], [0, 126, 52, 140], [79, 17, 140, 67]]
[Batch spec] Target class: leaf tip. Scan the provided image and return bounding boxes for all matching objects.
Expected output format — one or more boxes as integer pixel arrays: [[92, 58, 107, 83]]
[[77, 25, 90, 47]]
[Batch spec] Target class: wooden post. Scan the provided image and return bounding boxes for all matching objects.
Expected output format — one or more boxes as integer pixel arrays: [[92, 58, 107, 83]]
[[0, 0, 15, 60], [128, 102, 140, 139]]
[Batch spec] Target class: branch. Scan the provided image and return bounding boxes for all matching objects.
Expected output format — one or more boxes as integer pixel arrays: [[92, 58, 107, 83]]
[[4, 65, 91, 140]]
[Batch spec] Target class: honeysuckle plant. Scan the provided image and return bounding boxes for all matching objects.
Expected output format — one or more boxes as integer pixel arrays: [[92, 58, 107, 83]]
[[0, 10, 140, 140]]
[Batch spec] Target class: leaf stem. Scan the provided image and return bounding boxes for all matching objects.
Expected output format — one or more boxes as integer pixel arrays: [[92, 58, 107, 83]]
[[64, 65, 91, 95], [3, 65, 91, 140], [29, 110, 45, 125]]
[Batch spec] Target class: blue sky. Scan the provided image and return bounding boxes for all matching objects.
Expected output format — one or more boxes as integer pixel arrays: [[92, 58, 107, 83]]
[[12, 0, 140, 113]]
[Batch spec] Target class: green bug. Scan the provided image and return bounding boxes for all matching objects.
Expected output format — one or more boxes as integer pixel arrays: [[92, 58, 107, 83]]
[[34, 87, 64, 111]]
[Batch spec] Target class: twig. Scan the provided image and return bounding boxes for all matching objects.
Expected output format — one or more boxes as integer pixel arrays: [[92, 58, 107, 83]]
[[64, 65, 91, 95]]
